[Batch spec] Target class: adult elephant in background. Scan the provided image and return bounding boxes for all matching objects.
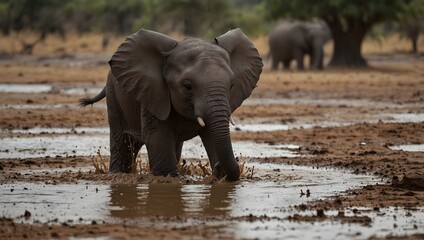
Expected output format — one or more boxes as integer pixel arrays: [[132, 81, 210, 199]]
[[80, 28, 263, 181], [268, 20, 331, 70]]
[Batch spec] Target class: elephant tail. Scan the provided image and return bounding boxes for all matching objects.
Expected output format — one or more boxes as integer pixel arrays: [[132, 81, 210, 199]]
[[79, 87, 106, 107]]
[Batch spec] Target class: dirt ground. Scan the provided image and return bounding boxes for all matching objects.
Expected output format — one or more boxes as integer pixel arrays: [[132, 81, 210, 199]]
[[0, 33, 423, 239]]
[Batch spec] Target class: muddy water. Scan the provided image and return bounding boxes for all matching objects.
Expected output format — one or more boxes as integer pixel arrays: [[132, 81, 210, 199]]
[[0, 103, 106, 110], [389, 144, 424, 152], [0, 83, 421, 111], [383, 113, 424, 123], [0, 126, 109, 135], [0, 83, 102, 95], [0, 164, 378, 223], [1, 165, 422, 239], [0, 134, 299, 159], [244, 98, 424, 109], [1, 134, 422, 238], [3, 116, 424, 158], [0, 84, 53, 93], [233, 207, 424, 239]]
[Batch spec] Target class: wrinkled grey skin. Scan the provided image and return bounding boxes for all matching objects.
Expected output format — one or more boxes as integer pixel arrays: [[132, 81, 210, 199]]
[[80, 28, 263, 181], [268, 20, 331, 70]]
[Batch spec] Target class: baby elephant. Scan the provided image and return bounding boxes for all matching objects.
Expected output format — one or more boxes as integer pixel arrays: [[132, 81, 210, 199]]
[[80, 28, 263, 181]]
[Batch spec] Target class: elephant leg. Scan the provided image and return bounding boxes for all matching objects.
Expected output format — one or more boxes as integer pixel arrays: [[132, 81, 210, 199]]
[[106, 80, 143, 173], [271, 56, 279, 70], [294, 50, 304, 70], [109, 133, 143, 173], [145, 123, 179, 177], [176, 141, 183, 163], [283, 60, 291, 70], [317, 54, 324, 69], [200, 131, 224, 178], [106, 78, 143, 173], [318, 61, 323, 70]]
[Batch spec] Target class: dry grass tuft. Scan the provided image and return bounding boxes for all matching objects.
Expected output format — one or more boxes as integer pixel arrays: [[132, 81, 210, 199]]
[[238, 156, 255, 179], [91, 149, 108, 174], [91, 150, 255, 180], [178, 159, 212, 177]]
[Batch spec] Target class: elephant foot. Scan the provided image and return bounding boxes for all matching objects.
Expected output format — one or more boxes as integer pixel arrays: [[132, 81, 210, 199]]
[[151, 169, 179, 177], [109, 161, 132, 173], [213, 162, 225, 179]]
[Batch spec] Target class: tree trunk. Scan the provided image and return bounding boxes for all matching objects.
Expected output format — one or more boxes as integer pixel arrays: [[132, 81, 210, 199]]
[[411, 36, 418, 54], [326, 20, 374, 68]]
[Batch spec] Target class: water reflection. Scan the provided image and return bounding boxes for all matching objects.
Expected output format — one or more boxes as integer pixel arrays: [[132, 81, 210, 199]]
[[109, 183, 235, 218]]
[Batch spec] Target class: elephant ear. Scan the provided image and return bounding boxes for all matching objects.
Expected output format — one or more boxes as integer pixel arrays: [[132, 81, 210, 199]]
[[109, 29, 178, 120], [214, 28, 263, 112]]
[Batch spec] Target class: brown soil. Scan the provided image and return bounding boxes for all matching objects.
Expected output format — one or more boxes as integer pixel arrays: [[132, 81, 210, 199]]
[[1, 34, 423, 239]]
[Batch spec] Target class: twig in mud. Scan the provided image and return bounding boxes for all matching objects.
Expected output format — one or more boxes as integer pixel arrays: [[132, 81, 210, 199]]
[[238, 159, 255, 179], [97, 149, 108, 172], [239, 161, 246, 176], [197, 161, 211, 176], [91, 149, 108, 174], [249, 166, 255, 179], [129, 139, 138, 174], [178, 159, 212, 177]]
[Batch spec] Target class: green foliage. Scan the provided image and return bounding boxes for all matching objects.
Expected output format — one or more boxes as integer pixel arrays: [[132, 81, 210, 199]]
[[157, 0, 232, 36], [1, 0, 423, 40], [0, 0, 268, 38], [0, 0, 67, 35], [264, 0, 424, 30], [208, 1, 268, 38]]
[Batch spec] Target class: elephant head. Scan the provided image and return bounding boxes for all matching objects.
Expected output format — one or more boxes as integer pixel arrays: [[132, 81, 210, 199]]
[[108, 29, 263, 181], [305, 22, 331, 69]]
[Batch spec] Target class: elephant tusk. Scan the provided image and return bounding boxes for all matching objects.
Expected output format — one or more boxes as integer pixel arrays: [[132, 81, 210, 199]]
[[197, 116, 205, 127], [229, 116, 236, 126]]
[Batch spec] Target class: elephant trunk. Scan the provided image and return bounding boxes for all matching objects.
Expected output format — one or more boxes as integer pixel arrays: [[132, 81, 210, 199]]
[[312, 43, 324, 70], [203, 91, 240, 181]]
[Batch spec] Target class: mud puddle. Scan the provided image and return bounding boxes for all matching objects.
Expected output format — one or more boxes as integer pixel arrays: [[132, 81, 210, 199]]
[[389, 144, 424, 152], [0, 84, 53, 93], [2, 109, 422, 135], [1, 164, 421, 239], [0, 135, 300, 159], [0, 103, 106, 110], [244, 98, 424, 109], [234, 112, 423, 131], [232, 207, 423, 239], [0, 83, 103, 95], [245, 98, 374, 107], [0, 163, 380, 225], [1, 126, 109, 135], [383, 113, 424, 123]]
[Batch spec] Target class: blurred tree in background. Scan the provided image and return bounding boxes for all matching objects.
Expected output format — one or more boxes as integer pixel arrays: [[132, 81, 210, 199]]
[[0, 0, 266, 38], [0, 0, 66, 37], [157, 0, 230, 36], [0, 0, 423, 58], [264, 0, 424, 67], [399, 13, 424, 54]]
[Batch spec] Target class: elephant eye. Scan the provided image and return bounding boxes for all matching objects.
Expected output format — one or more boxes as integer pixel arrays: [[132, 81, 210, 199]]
[[183, 83, 192, 92], [230, 83, 234, 90]]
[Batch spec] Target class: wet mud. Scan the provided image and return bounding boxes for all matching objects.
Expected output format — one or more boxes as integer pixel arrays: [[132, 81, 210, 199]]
[[1, 52, 424, 239]]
